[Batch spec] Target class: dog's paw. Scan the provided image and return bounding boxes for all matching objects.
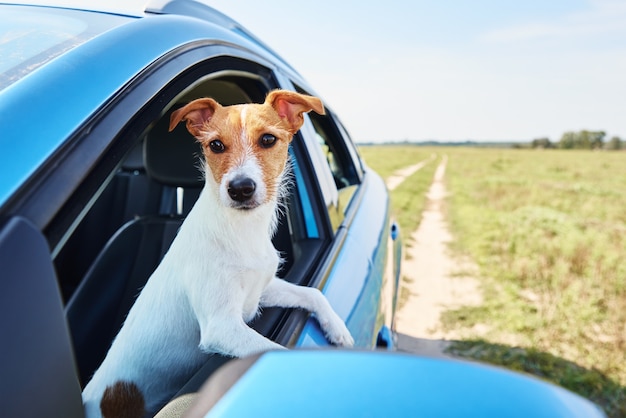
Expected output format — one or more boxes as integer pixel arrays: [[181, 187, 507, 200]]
[[329, 327, 355, 347], [321, 314, 354, 347]]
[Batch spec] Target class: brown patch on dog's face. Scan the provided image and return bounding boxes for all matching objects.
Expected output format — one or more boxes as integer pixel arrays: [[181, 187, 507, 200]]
[[196, 106, 248, 186]]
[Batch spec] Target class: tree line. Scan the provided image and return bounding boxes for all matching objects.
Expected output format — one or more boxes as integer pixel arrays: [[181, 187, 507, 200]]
[[529, 130, 622, 150]]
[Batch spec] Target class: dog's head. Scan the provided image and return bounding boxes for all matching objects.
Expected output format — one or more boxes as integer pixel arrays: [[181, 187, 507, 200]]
[[169, 90, 324, 210]]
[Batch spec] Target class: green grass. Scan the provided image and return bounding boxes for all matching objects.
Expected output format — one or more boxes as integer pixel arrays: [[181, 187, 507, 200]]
[[448, 340, 626, 416], [361, 145, 626, 417], [358, 145, 434, 179], [359, 145, 438, 234]]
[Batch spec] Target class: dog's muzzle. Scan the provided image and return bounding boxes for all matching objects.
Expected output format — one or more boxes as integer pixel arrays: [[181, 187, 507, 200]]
[[227, 177, 257, 207]]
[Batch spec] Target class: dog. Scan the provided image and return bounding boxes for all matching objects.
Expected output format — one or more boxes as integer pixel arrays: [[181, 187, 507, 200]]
[[82, 90, 354, 418]]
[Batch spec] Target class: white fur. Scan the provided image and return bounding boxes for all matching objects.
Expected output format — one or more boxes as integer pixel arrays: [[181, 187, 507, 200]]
[[82, 121, 354, 417], [218, 149, 267, 209]]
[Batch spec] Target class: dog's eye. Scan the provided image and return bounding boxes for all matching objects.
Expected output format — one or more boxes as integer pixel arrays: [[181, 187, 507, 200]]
[[209, 139, 226, 153], [259, 134, 277, 148]]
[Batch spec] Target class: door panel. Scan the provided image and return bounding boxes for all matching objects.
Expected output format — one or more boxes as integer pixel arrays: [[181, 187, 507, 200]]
[[0, 217, 83, 418]]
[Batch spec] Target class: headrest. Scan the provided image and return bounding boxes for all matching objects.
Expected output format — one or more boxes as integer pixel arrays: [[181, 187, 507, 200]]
[[144, 106, 205, 188], [144, 80, 254, 188]]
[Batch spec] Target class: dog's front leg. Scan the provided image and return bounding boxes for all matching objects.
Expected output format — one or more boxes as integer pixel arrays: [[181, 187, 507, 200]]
[[260, 278, 354, 347], [198, 315, 285, 358]]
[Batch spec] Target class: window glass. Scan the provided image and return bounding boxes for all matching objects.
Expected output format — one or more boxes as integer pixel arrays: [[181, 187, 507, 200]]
[[308, 111, 359, 190], [297, 91, 361, 230], [334, 117, 364, 179]]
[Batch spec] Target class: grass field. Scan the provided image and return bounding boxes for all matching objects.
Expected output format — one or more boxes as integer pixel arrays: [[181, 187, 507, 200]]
[[360, 145, 626, 417], [359, 146, 438, 234]]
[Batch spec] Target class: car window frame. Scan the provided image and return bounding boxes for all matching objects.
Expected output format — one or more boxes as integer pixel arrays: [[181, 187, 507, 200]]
[[2, 35, 355, 364], [22, 39, 341, 298], [30, 42, 340, 374]]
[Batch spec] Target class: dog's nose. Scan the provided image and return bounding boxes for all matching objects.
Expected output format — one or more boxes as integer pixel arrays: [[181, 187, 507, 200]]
[[228, 177, 256, 202]]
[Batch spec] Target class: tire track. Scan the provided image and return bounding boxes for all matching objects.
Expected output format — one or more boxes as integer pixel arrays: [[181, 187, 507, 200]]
[[385, 153, 436, 191], [393, 154, 483, 356]]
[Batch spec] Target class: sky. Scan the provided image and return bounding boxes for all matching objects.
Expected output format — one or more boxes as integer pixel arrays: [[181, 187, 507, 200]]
[[206, 0, 626, 143]]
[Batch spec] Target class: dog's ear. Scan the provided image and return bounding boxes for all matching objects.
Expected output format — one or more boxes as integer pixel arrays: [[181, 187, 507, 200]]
[[168, 98, 221, 137], [266, 90, 325, 134]]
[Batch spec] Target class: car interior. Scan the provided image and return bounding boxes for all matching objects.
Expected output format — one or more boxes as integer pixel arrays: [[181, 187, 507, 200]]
[[1, 8, 371, 417], [52, 75, 326, 404]]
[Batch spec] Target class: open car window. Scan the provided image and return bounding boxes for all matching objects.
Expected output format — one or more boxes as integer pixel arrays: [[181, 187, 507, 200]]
[[52, 65, 322, 303], [36, 52, 328, 391]]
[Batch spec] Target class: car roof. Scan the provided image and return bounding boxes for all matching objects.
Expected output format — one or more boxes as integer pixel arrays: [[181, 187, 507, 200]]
[[3, 0, 150, 17], [0, 1, 299, 212], [4, 0, 219, 19], [1, 0, 295, 73]]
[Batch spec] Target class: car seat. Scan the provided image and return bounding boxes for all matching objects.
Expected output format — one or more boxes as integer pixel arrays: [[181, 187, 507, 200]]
[[65, 109, 205, 385], [65, 102, 297, 387]]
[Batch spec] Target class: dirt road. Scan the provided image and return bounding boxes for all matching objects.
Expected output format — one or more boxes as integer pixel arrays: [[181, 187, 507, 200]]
[[385, 154, 436, 191], [392, 155, 482, 356]]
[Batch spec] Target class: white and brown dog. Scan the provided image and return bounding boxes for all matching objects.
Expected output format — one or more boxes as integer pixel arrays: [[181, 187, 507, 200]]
[[82, 90, 354, 417]]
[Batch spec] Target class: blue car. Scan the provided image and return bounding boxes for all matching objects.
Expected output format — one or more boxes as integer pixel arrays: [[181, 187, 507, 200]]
[[0, 1, 400, 416], [0, 1, 604, 417]]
